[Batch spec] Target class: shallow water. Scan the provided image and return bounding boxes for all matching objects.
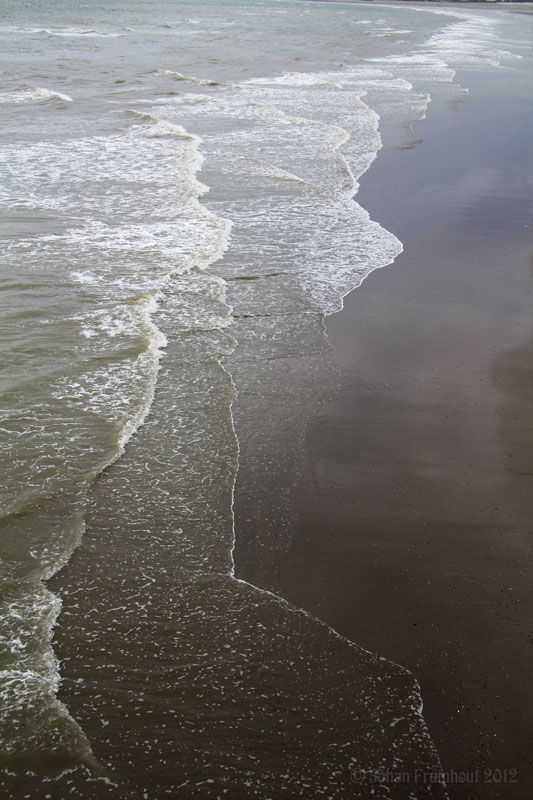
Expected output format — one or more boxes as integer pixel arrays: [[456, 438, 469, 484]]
[[0, 1, 530, 796]]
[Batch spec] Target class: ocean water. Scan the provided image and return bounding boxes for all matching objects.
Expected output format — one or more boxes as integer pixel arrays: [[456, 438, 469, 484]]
[[0, 1, 530, 797]]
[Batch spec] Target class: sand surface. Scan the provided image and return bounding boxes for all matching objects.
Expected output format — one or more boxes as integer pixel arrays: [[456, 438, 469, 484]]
[[236, 62, 533, 799]]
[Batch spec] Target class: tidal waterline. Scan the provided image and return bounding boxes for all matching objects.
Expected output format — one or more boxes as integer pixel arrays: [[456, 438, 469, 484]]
[[1, 1, 530, 796]]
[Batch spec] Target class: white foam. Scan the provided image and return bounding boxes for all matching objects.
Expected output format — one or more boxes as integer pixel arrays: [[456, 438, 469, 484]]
[[126, 110, 196, 139], [49, 29, 125, 38], [154, 69, 221, 87], [0, 24, 124, 37], [0, 582, 93, 762], [152, 93, 213, 106], [0, 86, 73, 104], [247, 72, 343, 90], [368, 9, 517, 81]]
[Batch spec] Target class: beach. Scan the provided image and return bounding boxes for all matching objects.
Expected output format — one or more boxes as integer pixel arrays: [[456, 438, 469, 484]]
[[265, 60, 533, 800], [1, 2, 531, 797]]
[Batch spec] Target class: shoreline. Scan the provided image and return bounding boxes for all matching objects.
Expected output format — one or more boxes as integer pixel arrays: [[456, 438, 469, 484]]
[[4, 3, 530, 798], [300, 1, 533, 8], [268, 55, 532, 799]]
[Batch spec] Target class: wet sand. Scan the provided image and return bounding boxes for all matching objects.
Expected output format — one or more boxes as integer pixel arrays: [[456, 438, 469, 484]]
[[239, 66, 532, 797]]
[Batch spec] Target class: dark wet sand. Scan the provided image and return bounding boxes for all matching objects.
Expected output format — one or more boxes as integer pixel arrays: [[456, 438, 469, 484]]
[[270, 69, 532, 796]]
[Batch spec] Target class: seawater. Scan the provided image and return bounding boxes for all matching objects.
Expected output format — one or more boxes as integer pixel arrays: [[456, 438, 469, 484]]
[[0, 1, 529, 797]]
